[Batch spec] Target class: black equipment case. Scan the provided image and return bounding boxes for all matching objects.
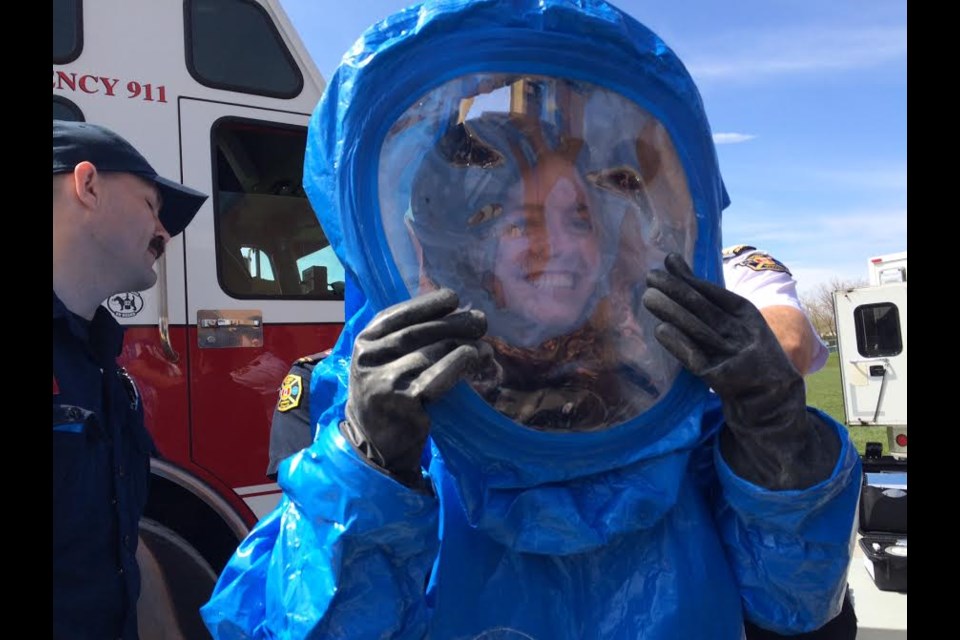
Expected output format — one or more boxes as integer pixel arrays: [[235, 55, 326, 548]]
[[858, 455, 907, 593]]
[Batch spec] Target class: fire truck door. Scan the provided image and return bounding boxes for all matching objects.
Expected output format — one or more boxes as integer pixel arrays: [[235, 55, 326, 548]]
[[178, 99, 344, 488], [833, 283, 907, 427]]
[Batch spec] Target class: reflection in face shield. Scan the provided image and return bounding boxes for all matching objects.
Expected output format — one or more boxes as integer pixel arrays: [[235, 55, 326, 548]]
[[385, 75, 696, 432]]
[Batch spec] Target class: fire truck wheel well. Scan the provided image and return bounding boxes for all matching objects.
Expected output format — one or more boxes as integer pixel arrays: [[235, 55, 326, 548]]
[[143, 473, 245, 576], [138, 517, 217, 639]]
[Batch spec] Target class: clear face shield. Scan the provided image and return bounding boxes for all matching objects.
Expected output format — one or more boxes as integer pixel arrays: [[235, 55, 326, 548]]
[[379, 74, 697, 432]]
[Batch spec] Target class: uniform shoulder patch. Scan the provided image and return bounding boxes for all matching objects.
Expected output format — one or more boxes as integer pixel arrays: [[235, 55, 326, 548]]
[[277, 373, 304, 413], [740, 252, 791, 275], [722, 245, 756, 260]]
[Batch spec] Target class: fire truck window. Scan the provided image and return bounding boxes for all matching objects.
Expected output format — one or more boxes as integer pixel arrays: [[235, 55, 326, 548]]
[[185, 0, 303, 99], [53, 96, 84, 122], [53, 0, 83, 64], [212, 117, 345, 301], [853, 302, 902, 358]]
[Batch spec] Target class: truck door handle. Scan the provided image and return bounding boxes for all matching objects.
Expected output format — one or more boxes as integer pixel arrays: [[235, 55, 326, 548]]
[[199, 318, 262, 328], [196, 310, 264, 348]]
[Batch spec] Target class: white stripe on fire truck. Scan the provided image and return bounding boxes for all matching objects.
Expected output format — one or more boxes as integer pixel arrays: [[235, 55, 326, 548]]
[[234, 483, 280, 496]]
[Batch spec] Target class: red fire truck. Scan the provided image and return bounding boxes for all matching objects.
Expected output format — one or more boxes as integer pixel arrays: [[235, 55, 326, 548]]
[[54, 0, 344, 633]]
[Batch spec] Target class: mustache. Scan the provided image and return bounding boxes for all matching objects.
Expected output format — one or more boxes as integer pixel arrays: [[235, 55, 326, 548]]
[[149, 236, 166, 258]]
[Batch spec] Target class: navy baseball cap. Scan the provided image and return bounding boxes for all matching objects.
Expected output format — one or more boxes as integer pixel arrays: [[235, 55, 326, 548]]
[[53, 119, 208, 237]]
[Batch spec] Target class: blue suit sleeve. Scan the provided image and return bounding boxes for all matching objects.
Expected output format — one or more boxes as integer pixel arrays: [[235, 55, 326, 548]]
[[711, 407, 862, 634], [201, 421, 440, 639]]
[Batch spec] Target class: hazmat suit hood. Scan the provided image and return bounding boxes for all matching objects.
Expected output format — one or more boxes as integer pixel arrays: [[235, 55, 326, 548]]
[[304, 0, 732, 551]]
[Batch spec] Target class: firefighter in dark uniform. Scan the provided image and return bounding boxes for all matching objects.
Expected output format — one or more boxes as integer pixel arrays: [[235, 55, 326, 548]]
[[53, 295, 154, 639], [266, 273, 365, 480], [53, 120, 207, 639], [266, 350, 331, 480]]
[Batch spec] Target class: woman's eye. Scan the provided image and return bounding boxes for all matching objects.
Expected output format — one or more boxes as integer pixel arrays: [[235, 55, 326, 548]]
[[614, 170, 642, 191], [587, 166, 644, 196]]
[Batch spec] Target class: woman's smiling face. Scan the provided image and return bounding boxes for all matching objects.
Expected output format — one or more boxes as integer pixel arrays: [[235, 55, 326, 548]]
[[490, 155, 602, 336]]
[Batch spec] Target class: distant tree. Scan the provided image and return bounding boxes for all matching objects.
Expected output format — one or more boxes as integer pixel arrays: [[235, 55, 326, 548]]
[[799, 277, 869, 339]]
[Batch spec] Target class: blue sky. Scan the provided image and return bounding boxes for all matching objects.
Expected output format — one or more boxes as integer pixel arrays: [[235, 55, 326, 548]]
[[279, 0, 906, 297]]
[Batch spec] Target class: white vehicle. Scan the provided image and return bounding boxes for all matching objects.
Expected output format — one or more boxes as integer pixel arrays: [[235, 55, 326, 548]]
[[54, 0, 346, 635], [868, 251, 907, 287], [833, 252, 907, 459], [832, 252, 907, 637]]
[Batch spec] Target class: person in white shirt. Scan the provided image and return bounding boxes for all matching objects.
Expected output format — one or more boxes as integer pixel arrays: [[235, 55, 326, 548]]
[[722, 245, 829, 375], [723, 244, 856, 640]]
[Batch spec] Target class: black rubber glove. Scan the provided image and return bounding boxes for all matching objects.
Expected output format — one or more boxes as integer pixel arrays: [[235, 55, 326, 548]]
[[641, 253, 840, 490], [341, 288, 488, 491]]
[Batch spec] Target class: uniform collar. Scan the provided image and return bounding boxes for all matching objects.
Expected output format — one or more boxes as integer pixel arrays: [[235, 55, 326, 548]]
[[53, 289, 126, 362]]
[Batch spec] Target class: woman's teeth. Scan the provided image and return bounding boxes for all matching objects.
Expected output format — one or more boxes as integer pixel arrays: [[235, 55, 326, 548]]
[[528, 272, 575, 288]]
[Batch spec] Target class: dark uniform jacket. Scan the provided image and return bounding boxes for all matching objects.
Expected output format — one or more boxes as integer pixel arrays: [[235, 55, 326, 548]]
[[53, 291, 155, 640], [266, 351, 330, 479]]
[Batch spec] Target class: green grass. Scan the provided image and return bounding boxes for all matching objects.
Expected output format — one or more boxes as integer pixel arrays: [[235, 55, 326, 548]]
[[805, 352, 888, 455]]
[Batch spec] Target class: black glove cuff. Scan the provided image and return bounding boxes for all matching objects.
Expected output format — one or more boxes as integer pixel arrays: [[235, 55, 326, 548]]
[[339, 420, 433, 494], [719, 409, 841, 491]]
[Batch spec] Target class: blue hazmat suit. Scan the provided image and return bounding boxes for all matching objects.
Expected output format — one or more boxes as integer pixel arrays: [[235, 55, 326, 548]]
[[201, 1, 862, 638]]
